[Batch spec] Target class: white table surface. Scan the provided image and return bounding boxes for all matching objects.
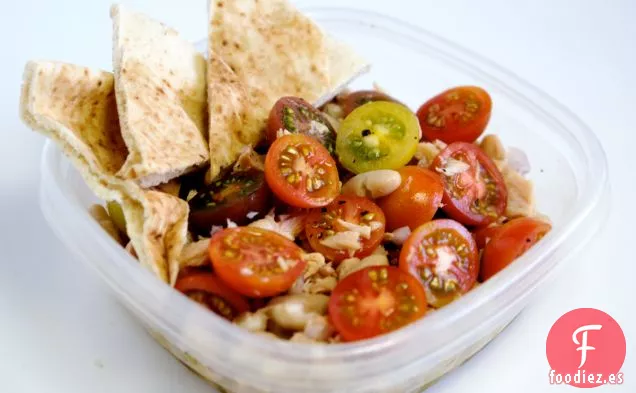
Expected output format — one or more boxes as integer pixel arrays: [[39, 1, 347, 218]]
[[2, 0, 634, 392]]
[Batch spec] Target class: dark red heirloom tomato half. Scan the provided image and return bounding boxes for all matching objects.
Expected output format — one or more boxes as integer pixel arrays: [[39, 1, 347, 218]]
[[267, 96, 336, 154], [432, 142, 507, 226]]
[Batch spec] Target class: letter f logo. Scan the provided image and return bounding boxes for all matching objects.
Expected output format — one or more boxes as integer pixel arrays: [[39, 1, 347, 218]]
[[572, 324, 602, 368]]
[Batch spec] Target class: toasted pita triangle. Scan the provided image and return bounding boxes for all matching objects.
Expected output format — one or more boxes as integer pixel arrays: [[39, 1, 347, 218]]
[[111, 5, 209, 188], [206, 0, 369, 181], [20, 60, 189, 284]]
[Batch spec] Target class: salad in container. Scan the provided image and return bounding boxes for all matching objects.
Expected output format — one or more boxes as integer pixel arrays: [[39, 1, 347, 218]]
[[22, 0, 609, 392]]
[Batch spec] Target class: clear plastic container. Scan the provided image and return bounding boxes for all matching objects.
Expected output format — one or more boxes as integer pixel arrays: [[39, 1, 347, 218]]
[[39, 7, 610, 393]]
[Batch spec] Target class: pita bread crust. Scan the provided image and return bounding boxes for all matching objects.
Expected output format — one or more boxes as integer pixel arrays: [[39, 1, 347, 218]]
[[206, 0, 369, 181], [111, 5, 209, 188], [20, 60, 188, 284], [20, 61, 128, 178]]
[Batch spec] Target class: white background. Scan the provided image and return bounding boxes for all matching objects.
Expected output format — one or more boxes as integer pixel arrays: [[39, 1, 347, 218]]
[[2, 0, 634, 392]]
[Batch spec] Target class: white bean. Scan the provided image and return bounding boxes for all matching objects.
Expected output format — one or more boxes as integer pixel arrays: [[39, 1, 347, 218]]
[[479, 134, 506, 161], [337, 253, 389, 280], [384, 226, 411, 246], [303, 314, 334, 341], [289, 332, 316, 343], [234, 311, 268, 333], [268, 294, 329, 331], [341, 170, 401, 199]]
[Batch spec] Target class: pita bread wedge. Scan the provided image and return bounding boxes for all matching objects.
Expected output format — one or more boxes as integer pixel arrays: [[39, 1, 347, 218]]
[[206, 0, 369, 181], [111, 5, 209, 188], [20, 60, 189, 284]]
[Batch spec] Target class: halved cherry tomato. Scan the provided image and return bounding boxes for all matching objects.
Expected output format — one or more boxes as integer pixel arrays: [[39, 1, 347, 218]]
[[473, 224, 502, 249], [432, 142, 507, 226], [265, 134, 340, 208], [416, 86, 492, 144], [328, 265, 428, 341], [187, 171, 272, 235], [340, 90, 402, 117], [399, 219, 479, 308], [267, 97, 336, 154], [480, 217, 551, 281], [377, 166, 444, 231], [305, 195, 385, 262], [336, 101, 420, 174], [209, 227, 306, 297], [175, 272, 250, 320]]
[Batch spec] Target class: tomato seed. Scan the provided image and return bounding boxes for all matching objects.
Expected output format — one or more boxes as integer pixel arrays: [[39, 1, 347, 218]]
[[368, 270, 379, 281], [379, 268, 388, 281], [447, 92, 460, 101], [430, 277, 441, 289], [286, 174, 299, 184], [287, 147, 299, 155], [444, 279, 458, 292]]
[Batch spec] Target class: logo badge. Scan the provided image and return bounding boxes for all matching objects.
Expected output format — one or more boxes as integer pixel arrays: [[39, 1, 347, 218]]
[[546, 308, 626, 387]]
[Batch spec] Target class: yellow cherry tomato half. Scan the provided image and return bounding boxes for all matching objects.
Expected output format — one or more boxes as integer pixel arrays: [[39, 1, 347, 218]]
[[336, 101, 420, 174]]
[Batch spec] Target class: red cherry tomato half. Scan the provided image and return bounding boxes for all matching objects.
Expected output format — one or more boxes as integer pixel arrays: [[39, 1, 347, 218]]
[[329, 265, 428, 341], [473, 224, 502, 249], [305, 195, 386, 262], [175, 272, 250, 320], [377, 166, 444, 231], [267, 96, 336, 154], [340, 90, 403, 117], [432, 142, 507, 226], [416, 86, 492, 144], [265, 134, 340, 208], [209, 227, 307, 298], [399, 219, 479, 308], [480, 217, 551, 281]]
